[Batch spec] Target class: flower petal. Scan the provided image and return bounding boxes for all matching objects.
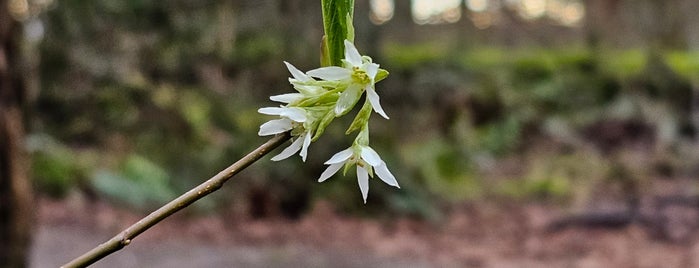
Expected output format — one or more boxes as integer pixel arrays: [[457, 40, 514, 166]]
[[282, 107, 307, 122], [335, 84, 362, 116], [258, 119, 292, 136], [270, 93, 303, 104], [318, 163, 343, 182], [307, 66, 351, 81], [360, 146, 382, 166], [284, 61, 312, 82], [344, 40, 363, 66], [271, 136, 304, 161], [357, 166, 370, 203], [258, 107, 284, 116], [375, 162, 399, 188], [299, 132, 312, 162], [324, 148, 353, 164], [259, 107, 307, 122], [364, 63, 379, 80], [366, 87, 389, 119]]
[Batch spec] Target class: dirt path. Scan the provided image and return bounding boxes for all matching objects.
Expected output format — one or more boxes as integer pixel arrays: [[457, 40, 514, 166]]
[[31, 223, 427, 268], [29, 195, 699, 267]]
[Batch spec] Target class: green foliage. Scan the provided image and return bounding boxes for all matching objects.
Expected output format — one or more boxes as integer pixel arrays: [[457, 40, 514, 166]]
[[92, 155, 177, 210], [599, 49, 647, 78], [382, 42, 450, 70], [401, 137, 480, 201], [665, 51, 699, 82], [34, 0, 699, 218], [496, 150, 608, 200], [27, 135, 87, 198], [234, 33, 284, 65], [382, 42, 698, 203], [475, 117, 522, 155]]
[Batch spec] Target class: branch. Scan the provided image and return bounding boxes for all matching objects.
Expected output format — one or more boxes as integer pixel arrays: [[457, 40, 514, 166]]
[[61, 132, 291, 268]]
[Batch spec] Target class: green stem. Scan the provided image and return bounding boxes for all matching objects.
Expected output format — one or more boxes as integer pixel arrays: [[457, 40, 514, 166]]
[[61, 132, 292, 268]]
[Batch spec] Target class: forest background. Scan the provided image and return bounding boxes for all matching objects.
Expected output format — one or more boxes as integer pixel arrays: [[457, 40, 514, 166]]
[[5, 0, 699, 266]]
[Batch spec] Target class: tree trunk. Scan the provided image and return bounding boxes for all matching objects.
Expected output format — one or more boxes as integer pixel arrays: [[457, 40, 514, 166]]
[[583, 0, 622, 48], [0, 1, 34, 267], [384, 0, 414, 41]]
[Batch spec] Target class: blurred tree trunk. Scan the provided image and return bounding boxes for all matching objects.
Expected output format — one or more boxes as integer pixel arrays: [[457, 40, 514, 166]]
[[278, 0, 322, 64], [641, 0, 687, 49], [391, 0, 412, 25], [585, 0, 688, 49], [384, 0, 413, 41], [455, 0, 478, 45], [354, 0, 380, 57], [583, 0, 622, 48], [0, 1, 34, 267]]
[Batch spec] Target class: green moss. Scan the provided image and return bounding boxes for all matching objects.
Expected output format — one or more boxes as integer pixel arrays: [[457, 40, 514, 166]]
[[382, 42, 451, 69]]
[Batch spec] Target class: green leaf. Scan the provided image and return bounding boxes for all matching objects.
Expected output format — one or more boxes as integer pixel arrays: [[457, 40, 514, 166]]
[[320, 35, 331, 67], [375, 69, 389, 83], [321, 0, 355, 66], [345, 12, 355, 43]]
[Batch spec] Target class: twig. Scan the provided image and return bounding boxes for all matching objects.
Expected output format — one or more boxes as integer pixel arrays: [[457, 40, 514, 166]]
[[61, 132, 291, 268]]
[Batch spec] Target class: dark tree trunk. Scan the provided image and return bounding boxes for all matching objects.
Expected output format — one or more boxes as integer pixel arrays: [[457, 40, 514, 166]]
[[583, 0, 622, 48], [0, 1, 34, 267], [383, 0, 414, 42], [353, 0, 380, 57]]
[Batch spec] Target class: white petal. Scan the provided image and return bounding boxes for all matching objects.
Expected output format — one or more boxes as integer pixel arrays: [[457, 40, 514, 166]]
[[324, 148, 353, 164], [318, 163, 343, 182], [284, 61, 312, 82], [258, 107, 306, 122], [299, 132, 312, 162], [364, 63, 379, 80], [360, 146, 382, 166], [335, 84, 362, 116], [307, 66, 351, 81], [344, 40, 363, 66], [282, 107, 307, 122], [271, 136, 304, 161], [357, 166, 370, 204], [366, 87, 389, 119], [258, 119, 292, 136], [258, 107, 284, 116], [270, 93, 303, 104], [375, 162, 399, 188]]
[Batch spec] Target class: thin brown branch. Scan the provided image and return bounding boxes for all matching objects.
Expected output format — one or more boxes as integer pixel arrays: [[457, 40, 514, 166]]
[[61, 132, 291, 268]]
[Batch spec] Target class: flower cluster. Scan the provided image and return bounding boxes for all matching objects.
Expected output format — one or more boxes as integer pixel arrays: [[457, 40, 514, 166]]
[[258, 40, 399, 203]]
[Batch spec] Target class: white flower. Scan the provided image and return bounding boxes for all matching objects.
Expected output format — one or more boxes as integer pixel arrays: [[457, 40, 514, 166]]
[[284, 61, 324, 97], [318, 145, 399, 203], [306, 40, 389, 119], [271, 130, 312, 162], [257, 106, 306, 136], [266, 63, 317, 105], [258, 106, 312, 161], [285, 61, 313, 83], [258, 107, 307, 122], [258, 118, 295, 136], [270, 93, 303, 104]]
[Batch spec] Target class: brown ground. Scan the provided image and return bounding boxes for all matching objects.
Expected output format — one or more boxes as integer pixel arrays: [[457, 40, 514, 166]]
[[31, 188, 699, 268]]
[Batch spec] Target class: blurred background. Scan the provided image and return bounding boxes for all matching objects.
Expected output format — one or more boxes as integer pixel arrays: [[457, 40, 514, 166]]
[[4, 0, 699, 266]]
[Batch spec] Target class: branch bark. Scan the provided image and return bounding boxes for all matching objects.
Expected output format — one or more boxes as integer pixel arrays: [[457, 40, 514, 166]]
[[61, 132, 291, 268]]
